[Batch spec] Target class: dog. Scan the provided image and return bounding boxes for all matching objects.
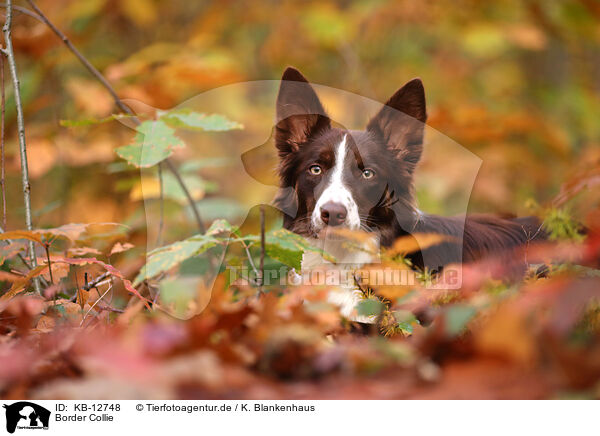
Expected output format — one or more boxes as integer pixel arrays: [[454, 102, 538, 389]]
[[273, 66, 545, 320]]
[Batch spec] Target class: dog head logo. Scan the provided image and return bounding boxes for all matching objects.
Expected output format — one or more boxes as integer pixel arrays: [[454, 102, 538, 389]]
[[3, 402, 50, 433]]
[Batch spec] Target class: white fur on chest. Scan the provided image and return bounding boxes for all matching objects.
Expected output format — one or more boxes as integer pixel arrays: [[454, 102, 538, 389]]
[[301, 235, 379, 323]]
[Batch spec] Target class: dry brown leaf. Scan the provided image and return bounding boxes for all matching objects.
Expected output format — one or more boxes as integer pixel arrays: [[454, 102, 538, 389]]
[[36, 315, 55, 332], [0, 230, 44, 245], [0, 264, 49, 302], [0, 270, 22, 282], [357, 262, 417, 301], [77, 288, 89, 310], [68, 247, 102, 257], [474, 304, 537, 366], [41, 262, 70, 283], [110, 242, 135, 256]]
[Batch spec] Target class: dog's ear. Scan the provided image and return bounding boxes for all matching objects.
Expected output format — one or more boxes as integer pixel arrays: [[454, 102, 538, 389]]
[[275, 67, 330, 155], [367, 78, 427, 173]]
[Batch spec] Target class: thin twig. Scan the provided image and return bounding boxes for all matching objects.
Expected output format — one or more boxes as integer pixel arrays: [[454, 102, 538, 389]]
[[353, 273, 370, 299], [2, 0, 39, 293], [258, 205, 265, 293], [156, 162, 164, 247], [24, 0, 206, 234], [86, 277, 111, 293], [151, 284, 160, 306], [0, 51, 6, 230], [80, 282, 113, 327], [43, 243, 53, 284], [0, 3, 42, 22], [238, 237, 259, 284], [74, 270, 81, 304], [96, 303, 124, 314], [70, 271, 111, 302], [164, 159, 205, 233]]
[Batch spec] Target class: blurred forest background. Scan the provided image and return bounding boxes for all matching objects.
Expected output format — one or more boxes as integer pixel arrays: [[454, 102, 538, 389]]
[[6, 0, 599, 234]]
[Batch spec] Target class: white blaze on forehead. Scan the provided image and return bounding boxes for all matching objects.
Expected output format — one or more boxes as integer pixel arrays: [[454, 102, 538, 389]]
[[312, 134, 361, 230]]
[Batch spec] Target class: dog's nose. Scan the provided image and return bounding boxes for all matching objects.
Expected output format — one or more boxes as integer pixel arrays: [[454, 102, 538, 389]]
[[320, 202, 347, 226]]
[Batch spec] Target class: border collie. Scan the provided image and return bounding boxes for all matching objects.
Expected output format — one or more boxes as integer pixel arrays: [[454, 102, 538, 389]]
[[273, 67, 545, 319]]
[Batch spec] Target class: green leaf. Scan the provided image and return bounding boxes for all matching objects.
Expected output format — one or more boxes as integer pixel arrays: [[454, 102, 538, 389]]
[[159, 109, 243, 132], [60, 113, 135, 127], [393, 310, 420, 335], [116, 120, 184, 168], [357, 298, 384, 317], [543, 208, 585, 242], [134, 234, 219, 285], [241, 228, 335, 270], [445, 305, 477, 336], [206, 219, 238, 236]]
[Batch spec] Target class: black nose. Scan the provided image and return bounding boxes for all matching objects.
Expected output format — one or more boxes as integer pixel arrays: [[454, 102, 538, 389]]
[[320, 202, 347, 226]]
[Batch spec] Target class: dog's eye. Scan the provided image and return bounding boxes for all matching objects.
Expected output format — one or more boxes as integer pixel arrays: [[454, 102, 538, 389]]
[[362, 169, 375, 179], [308, 165, 322, 175]]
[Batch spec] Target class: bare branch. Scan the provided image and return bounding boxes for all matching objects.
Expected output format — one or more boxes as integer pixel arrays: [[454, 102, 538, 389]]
[[96, 303, 124, 314], [70, 271, 111, 303], [2, 0, 39, 293], [44, 243, 53, 285], [164, 159, 205, 233], [239, 237, 260, 283], [80, 281, 113, 327], [0, 3, 43, 23], [0, 51, 6, 230], [83, 271, 110, 292]]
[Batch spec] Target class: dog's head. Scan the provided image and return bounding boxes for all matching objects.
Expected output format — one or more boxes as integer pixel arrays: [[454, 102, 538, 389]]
[[274, 67, 427, 244]]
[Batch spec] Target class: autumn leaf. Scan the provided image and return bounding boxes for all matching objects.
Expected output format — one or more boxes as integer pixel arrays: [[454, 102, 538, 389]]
[[35, 223, 127, 243], [0, 265, 49, 302], [110, 242, 135, 256], [0, 230, 45, 245], [386, 233, 456, 257]]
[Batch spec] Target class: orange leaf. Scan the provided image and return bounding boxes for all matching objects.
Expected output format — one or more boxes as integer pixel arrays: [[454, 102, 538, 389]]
[[386, 233, 455, 257], [0, 230, 44, 245], [474, 304, 537, 365], [0, 264, 49, 302], [110, 242, 135, 256]]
